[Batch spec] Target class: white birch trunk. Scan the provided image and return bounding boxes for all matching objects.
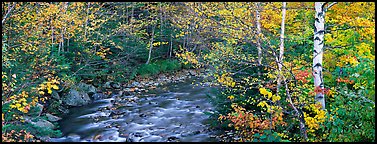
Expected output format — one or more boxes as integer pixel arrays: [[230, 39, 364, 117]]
[[256, 2, 262, 65], [313, 2, 326, 110], [146, 25, 155, 64], [277, 2, 286, 97]]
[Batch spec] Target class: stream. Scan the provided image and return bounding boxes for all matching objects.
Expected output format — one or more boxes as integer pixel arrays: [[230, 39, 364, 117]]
[[50, 78, 222, 142]]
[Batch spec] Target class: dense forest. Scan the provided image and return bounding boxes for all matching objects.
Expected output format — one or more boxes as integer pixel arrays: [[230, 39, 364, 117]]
[[2, 2, 375, 142]]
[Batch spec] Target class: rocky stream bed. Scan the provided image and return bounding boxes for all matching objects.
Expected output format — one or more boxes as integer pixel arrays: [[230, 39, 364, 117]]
[[43, 69, 236, 142]]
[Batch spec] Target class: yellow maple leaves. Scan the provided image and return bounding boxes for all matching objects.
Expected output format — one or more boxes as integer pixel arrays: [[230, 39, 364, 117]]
[[259, 87, 281, 102], [177, 51, 199, 66], [217, 73, 236, 88], [37, 77, 60, 95], [9, 91, 31, 113], [303, 103, 327, 134]]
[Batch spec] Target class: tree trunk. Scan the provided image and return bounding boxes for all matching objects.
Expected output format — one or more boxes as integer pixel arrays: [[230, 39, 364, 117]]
[[169, 33, 173, 58], [256, 2, 262, 65], [131, 2, 134, 33], [313, 2, 326, 110], [277, 2, 286, 99], [84, 3, 90, 41], [146, 25, 155, 64]]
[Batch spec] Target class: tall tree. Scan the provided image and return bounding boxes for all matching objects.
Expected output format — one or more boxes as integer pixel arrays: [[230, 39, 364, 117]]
[[277, 2, 286, 98], [313, 2, 326, 110], [146, 25, 155, 64], [256, 2, 262, 66]]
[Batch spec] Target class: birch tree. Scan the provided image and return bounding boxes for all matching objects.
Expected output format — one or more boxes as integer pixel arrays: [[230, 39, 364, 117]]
[[256, 2, 262, 66], [146, 25, 155, 64], [277, 2, 286, 97], [313, 2, 338, 110], [313, 2, 326, 110]]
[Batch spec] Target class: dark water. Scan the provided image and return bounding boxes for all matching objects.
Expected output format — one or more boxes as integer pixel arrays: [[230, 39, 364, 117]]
[[50, 78, 221, 142]]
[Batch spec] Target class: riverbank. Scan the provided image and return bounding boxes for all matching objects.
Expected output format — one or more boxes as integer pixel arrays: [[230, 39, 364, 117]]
[[48, 68, 223, 142]]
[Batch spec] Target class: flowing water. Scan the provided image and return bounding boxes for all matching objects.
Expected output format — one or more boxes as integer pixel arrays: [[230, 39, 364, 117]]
[[50, 78, 221, 142]]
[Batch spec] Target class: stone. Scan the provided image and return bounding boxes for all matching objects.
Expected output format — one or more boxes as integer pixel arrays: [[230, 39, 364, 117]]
[[77, 82, 97, 96], [51, 90, 60, 100], [46, 113, 62, 122], [131, 82, 140, 87], [34, 118, 55, 129], [104, 82, 112, 89], [58, 106, 69, 114], [91, 93, 107, 100], [39, 136, 51, 142], [36, 103, 44, 116], [111, 82, 121, 89], [62, 89, 91, 106], [189, 70, 197, 76]]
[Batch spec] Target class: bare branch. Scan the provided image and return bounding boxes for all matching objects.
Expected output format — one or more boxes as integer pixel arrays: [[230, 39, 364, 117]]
[[2, 2, 16, 25], [325, 2, 337, 11]]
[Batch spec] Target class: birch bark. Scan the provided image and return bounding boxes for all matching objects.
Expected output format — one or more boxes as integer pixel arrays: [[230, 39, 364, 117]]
[[146, 25, 156, 64], [277, 2, 286, 99], [313, 2, 326, 109]]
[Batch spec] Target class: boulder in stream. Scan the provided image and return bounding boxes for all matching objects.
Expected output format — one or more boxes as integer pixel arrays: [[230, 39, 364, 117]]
[[51, 90, 60, 100], [62, 89, 91, 106], [91, 93, 108, 100], [35, 103, 44, 116], [46, 113, 62, 122], [77, 82, 97, 96], [189, 69, 197, 76], [36, 119, 55, 129]]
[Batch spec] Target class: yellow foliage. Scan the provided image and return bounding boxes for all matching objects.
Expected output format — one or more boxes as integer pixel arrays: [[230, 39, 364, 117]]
[[217, 73, 236, 88], [37, 76, 60, 95]]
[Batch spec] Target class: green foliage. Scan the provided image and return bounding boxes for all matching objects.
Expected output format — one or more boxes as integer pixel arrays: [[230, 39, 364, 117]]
[[252, 130, 285, 142], [323, 89, 375, 142], [136, 59, 182, 78]]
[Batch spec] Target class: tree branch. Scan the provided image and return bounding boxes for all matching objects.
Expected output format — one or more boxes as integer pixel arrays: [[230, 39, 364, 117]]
[[324, 2, 337, 12], [2, 2, 16, 25]]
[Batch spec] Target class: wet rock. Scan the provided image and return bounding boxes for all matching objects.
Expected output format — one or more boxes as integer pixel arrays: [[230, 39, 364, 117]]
[[202, 82, 212, 87], [131, 82, 141, 87], [167, 136, 179, 141], [62, 89, 91, 106], [39, 136, 51, 142], [193, 130, 200, 135], [104, 82, 112, 89], [52, 90, 60, 100], [77, 82, 97, 96], [189, 70, 197, 76], [33, 118, 55, 129], [111, 82, 121, 89], [134, 132, 143, 137], [93, 134, 102, 141], [46, 113, 62, 122], [36, 103, 44, 116], [91, 93, 107, 100], [58, 105, 69, 114]]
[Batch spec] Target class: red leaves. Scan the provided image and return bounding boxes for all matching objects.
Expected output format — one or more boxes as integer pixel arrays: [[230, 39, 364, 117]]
[[336, 77, 354, 84], [314, 86, 331, 95], [294, 69, 311, 84]]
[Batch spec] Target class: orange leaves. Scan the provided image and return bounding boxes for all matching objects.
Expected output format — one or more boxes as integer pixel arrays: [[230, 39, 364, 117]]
[[336, 77, 354, 84], [220, 103, 286, 141], [294, 69, 311, 84], [313, 86, 331, 96]]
